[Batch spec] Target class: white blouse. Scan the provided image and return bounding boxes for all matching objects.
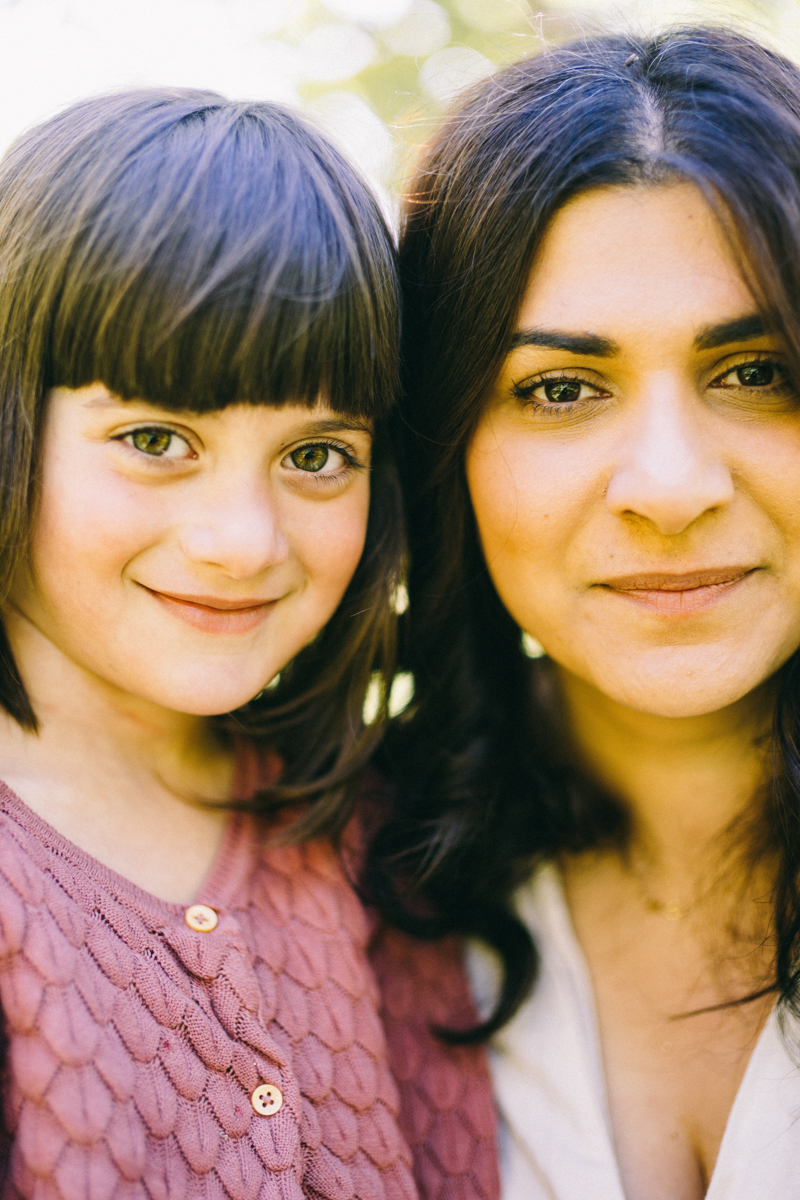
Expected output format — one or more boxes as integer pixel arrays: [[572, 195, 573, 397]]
[[468, 865, 800, 1199]]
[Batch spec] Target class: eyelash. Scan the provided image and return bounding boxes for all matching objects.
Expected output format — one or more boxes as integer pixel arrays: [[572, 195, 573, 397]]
[[511, 355, 794, 417], [116, 426, 365, 481], [116, 426, 194, 459], [511, 372, 608, 417], [284, 440, 364, 485]]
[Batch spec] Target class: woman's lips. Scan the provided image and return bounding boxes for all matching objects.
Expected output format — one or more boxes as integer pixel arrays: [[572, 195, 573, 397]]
[[143, 587, 278, 634], [596, 567, 758, 616]]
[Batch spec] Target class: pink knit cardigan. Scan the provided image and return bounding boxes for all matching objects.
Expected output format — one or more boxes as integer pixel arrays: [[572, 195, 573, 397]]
[[0, 754, 499, 1200]]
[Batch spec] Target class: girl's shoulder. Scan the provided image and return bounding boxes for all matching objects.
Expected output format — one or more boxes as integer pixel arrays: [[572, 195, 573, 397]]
[[369, 922, 501, 1200], [359, 768, 501, 1200], [0, 773, 422, 1200]]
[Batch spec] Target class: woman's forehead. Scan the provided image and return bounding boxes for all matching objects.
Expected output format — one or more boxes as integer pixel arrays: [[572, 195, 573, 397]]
[[515, 182, 754, 350]]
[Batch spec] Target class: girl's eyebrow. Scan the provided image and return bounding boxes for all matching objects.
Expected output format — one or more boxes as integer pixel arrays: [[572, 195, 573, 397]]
[[82, 394, 120, 409], [79, 395, 372, 436], [297, 417, 373, 436]]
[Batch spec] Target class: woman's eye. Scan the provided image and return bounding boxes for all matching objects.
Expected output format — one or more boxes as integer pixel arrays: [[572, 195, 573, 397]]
[[286, 443, 350, 474], [540, 380, 584, 404], [736, 363, 775, 387], [712, 359, 788, 390], [514, 376, 606, 407], [123, 427, 191, 458]]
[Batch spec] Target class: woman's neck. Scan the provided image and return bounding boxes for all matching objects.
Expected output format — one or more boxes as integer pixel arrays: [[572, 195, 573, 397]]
[[556, 666, 775, 894], [555, 668, 779, 1200]]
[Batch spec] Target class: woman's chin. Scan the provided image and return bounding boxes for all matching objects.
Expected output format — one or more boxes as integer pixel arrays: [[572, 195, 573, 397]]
[[560, 644, 786, 722]]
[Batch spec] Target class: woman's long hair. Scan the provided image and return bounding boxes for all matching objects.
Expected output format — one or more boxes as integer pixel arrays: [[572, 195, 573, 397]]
[[0, 89, 403, 842], [370, 27, 800, 1040]]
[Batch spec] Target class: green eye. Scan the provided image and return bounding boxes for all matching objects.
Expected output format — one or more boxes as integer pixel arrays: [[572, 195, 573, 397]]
[[291, 444, 330, 472], [131, 428, 173, 456]]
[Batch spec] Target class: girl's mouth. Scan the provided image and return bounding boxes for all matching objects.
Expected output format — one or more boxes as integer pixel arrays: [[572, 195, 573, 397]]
[[141, 586, 279, 634]]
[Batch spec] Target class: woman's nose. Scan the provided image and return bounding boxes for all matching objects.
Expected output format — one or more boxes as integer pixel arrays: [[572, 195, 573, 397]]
[[605, 381, 735, 536], [179, 483, 290, 578]]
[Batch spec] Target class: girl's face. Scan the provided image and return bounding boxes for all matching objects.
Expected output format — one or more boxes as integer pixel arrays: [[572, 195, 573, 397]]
[[466, 182, 800, 719], [10, 386, 372, 715]]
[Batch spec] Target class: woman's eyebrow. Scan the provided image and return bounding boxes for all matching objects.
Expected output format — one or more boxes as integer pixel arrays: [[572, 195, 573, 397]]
[[510, 315, 771, 356], [510, 328, 618, 356], [693, 314, 767, 350]]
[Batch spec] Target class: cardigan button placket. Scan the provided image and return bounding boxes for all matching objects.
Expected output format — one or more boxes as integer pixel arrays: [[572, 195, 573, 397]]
[[251, 1083, 283, 1116], [185, 903, 218, 932]]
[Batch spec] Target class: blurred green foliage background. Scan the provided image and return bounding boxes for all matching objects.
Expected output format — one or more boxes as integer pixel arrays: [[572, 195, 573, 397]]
[[0, 0, 797, 208], [292, 0, 800, 203]]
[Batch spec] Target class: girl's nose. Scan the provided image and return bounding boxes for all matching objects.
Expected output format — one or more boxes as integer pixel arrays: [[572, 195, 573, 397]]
[[605, 381, 735, 536], [179, 484, 290, 578]]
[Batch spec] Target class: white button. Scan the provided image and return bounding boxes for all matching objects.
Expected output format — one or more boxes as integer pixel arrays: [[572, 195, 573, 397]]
[[185, 904, 218, 932], [251, 1083, 283, 1116]]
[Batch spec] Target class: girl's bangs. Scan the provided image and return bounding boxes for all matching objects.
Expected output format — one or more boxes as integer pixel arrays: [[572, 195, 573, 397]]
[[33, 100, 396, 419], [47, 261, 384, 418]]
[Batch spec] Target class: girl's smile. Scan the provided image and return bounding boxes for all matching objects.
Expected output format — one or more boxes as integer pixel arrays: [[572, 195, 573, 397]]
[[8, 383, 372, 717], [139, 587, 282, 635]]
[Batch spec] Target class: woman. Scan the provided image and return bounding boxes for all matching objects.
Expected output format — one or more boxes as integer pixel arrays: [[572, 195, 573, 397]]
[[371, 27, 800, 1200]]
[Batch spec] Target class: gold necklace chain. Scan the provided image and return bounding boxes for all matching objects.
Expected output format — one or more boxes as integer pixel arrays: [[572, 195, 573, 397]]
[[636, 888, 691, 920], [627, 861, 700, 921]]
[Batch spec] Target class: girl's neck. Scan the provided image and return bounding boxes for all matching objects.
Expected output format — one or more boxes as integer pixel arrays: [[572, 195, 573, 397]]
[[556, 666, 774, 891], [0, 606, 233, 904], [1, 604, 225, 791]]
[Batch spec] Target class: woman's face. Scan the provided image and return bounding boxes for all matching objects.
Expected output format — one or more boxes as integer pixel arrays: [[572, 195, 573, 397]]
[[8, 386, 371, 716], [466, 182, 800, 718]]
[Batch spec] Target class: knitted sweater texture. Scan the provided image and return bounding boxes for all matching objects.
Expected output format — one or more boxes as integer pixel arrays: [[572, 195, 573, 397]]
[[0, 774, 420, 1200], [369, 929, 499, 1200]]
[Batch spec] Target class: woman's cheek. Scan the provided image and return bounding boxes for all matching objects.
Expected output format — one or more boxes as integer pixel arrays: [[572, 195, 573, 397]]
[[468, 433, 550, 565]]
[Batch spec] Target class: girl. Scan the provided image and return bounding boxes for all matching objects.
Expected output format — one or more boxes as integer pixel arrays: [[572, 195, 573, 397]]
[[372, 26, 800, 1200], [0, 88, 417, 1199]]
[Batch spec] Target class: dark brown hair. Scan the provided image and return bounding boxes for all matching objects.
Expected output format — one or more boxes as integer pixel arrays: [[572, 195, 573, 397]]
[[372, 27, 800, 1038], [0, 88, 403, 840]]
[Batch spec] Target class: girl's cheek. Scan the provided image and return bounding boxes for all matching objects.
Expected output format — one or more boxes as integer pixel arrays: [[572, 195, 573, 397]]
[[288, 488, 370, 587], [36, 469, 164, 565]]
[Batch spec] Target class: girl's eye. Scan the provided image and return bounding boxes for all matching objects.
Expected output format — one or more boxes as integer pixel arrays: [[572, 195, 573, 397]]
[[123, 427, 192, 458], [291, 444, 332, 472], [285, 443, 352, 475]]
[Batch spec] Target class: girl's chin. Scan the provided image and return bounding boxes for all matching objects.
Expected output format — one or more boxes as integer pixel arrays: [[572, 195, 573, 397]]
[[134, 675, 280, 718]]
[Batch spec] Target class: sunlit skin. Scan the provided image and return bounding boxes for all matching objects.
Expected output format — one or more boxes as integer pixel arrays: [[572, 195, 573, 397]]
[[469, 190, 800, 722], [466, 184, 800, 1199], [0, 385, 371, 902]]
